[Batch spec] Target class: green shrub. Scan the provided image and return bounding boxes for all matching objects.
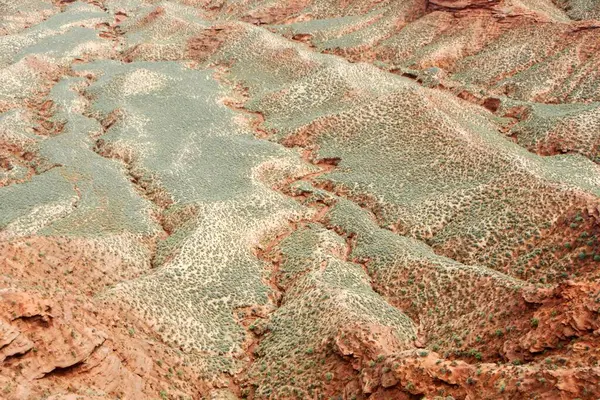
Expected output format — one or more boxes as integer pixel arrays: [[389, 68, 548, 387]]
[[531, 318, 539, 328]]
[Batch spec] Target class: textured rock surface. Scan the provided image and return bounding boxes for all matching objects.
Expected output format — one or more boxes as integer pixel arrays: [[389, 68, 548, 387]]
[[1, 0, 599, 399]]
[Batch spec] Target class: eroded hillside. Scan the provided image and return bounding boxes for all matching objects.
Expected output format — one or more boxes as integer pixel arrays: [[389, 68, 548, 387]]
[[1, 0, 599, 399]]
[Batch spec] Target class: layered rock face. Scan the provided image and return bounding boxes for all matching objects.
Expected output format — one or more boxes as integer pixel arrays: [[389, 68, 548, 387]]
[[1, 0, 599, 399]]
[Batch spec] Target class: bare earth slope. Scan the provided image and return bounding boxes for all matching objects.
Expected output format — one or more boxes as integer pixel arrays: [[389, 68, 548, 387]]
[[0, 0, 599, 399]]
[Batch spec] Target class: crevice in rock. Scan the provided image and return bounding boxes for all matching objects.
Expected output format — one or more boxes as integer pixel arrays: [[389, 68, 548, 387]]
[[36, 339, 106, 380], [71, 21, 176, 270], [212, 63, 425, 397]]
